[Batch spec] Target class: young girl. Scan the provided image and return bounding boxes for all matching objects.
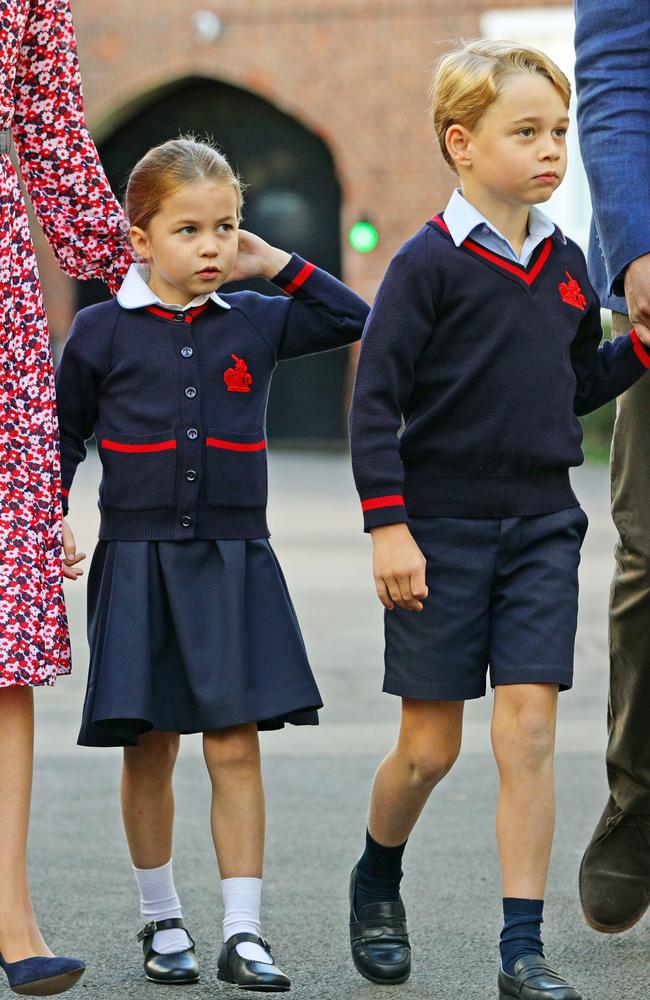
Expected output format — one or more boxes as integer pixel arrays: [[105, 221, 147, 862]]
[[55, 137, 369, 991]]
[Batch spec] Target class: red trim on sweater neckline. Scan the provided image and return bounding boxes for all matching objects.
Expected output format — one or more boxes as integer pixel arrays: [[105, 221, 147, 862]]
[[432, 214, 553, 287], [145, 303, 209, 323]]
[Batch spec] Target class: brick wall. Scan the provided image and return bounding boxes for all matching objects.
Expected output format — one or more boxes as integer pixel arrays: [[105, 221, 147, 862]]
[[36, 0, 572, 339]]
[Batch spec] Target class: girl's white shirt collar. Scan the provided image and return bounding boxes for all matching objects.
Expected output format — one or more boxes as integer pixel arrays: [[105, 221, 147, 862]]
[[117, 263, 231, 312]]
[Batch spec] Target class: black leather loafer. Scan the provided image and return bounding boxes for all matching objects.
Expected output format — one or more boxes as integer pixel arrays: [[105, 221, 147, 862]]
[[349, 866, 411, 985], [498, 955, 581, 1000], [137, 918, 199, 985], [217, 933, 290, 992]]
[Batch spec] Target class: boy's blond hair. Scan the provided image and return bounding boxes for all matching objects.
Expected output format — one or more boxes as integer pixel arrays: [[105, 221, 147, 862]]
[[431, 40, 571, 171]]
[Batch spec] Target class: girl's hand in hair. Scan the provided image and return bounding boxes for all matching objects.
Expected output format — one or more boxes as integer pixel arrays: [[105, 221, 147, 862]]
[[230, 230, 291, 283]]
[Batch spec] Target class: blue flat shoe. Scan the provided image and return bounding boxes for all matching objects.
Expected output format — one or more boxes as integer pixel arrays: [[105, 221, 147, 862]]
[[0, 954, 85, 996]]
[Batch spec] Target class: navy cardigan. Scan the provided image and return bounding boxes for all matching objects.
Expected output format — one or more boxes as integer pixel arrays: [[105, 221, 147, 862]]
[[56, 254, 369, 540]]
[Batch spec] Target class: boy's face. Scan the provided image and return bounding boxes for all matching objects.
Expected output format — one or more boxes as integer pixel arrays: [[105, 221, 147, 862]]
[[455, 73, 569, 208], [130, 180, 240, 306]]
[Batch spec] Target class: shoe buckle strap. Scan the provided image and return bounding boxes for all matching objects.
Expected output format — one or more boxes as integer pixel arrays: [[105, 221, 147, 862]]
[[137, 920, 157, 942]]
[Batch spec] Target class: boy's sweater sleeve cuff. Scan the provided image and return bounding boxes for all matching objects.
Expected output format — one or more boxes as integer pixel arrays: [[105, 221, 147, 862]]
[[630, 328, 650, 369], [271, 254, 316, 296], [359, 491, 409, 532], [61, 485, 70, 517]]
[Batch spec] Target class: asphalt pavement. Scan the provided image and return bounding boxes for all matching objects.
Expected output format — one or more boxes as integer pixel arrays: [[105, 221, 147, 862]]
[[24, 450, 647, 1000]]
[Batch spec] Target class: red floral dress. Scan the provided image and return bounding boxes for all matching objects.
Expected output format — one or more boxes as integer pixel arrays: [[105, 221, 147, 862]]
[[0, 0, 132, 686]]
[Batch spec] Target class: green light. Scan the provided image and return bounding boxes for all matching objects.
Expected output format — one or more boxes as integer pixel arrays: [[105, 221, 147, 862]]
[[349, 220, 379, 253]]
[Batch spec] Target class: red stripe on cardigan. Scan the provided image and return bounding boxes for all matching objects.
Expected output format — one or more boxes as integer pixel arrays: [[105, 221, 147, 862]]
[[145, 303, 209, 322], [631, 328, 650, 369], [101, 439, 177, 453], [206, 437, 267, 452], [282, 262, 316, 295], [361, 495, 405, 511]]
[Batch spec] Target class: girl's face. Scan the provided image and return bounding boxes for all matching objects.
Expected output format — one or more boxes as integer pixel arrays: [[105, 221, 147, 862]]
[[130, 179, 240, 306]]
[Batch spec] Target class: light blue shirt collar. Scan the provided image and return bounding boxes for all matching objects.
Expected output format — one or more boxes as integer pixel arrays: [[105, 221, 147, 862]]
[[443, 188, 565, 262], [117, 263, 231, 311]]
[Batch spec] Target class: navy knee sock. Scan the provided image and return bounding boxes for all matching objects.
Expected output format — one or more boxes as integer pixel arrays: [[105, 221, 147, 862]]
[[500, 898, 544, 976], [353, 829, 407, 915]]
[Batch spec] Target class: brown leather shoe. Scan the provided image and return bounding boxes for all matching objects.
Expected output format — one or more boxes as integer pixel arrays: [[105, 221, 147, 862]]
[[579, 795, 650, 933]]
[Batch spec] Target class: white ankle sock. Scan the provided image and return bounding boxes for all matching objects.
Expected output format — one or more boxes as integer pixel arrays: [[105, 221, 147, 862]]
[[133, 860, 192, 955], [221, 877, 272, 964]]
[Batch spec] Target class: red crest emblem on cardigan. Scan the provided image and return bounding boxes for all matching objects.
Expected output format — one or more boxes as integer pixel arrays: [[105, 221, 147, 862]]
[[223, 355, 253, 393], [558, 272, 587, 311]]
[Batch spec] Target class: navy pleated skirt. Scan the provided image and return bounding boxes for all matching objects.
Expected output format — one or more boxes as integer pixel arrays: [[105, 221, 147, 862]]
[[78, 538, 322, 747]]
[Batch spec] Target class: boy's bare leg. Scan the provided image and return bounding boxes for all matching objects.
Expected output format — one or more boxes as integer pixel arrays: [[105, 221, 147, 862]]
[[350, 698, 464, 985], [490, 682, 579, 996], [368, 697, 464, 845], [491, 683, 558, 898]]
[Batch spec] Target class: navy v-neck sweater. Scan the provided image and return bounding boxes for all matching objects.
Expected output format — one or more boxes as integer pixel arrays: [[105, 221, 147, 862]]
[[350, 216, 650, 530]]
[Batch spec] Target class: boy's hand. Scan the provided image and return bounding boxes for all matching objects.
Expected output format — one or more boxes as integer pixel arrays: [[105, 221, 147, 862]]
[[229, 230, 291, 283], [370, 523, 428, 611], [62, 519, 86, 581]]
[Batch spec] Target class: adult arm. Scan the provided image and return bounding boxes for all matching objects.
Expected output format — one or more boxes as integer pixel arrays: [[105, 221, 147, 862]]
[[11, 0, 134, 293], [575, 0, 650, 317]]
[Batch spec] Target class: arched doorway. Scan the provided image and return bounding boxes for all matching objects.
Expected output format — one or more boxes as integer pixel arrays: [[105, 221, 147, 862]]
[[78, 77, 346, 443]]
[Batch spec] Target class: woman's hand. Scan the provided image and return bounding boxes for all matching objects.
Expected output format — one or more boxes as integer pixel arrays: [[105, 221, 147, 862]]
[[62, 519, 86, 581], [228, 230, 291, 283]]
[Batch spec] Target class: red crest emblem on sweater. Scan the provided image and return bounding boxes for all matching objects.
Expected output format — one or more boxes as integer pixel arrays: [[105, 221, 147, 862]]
[[224, 355, 253, 393], [559, 272, 587, 311]]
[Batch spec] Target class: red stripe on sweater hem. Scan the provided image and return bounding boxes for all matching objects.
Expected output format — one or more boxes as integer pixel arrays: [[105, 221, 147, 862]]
[[361, 495, 405, 511], [206, 437, 267, 452], [101, 439, 177, 453], [631, 328, 650, 368], [282, 262, 316, 295]]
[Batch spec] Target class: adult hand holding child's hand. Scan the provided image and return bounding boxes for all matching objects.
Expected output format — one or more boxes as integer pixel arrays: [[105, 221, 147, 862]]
[[370, 523, 428, 612], [625, 253, 650, 347]]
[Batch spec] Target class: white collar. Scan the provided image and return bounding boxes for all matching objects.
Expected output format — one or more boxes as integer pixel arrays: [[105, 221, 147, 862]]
[[116, 263, 231, 312], [443, 188, 565, 248]]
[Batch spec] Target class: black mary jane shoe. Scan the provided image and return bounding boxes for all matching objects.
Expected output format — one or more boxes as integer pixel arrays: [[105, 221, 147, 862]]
[[498, 955, 582, 1000], [217, 933, 290, 992], [137, 918, 199, 985], [348, 866, 411, 985]]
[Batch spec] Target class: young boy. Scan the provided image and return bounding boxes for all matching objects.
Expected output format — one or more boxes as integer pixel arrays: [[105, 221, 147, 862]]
[[347, 40, 650, 1000]]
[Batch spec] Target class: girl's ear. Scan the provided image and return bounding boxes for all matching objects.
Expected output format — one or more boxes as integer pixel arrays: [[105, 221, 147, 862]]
[[129, 225, 150, 260], [445, 123, 473, 169]]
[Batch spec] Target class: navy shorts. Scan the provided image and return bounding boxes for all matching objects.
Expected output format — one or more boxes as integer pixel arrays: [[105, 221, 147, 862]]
[[383, 507, 588, 701]]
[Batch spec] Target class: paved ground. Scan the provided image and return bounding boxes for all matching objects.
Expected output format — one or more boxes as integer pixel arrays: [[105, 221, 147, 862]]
[[26, 451, 648, 1000]]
